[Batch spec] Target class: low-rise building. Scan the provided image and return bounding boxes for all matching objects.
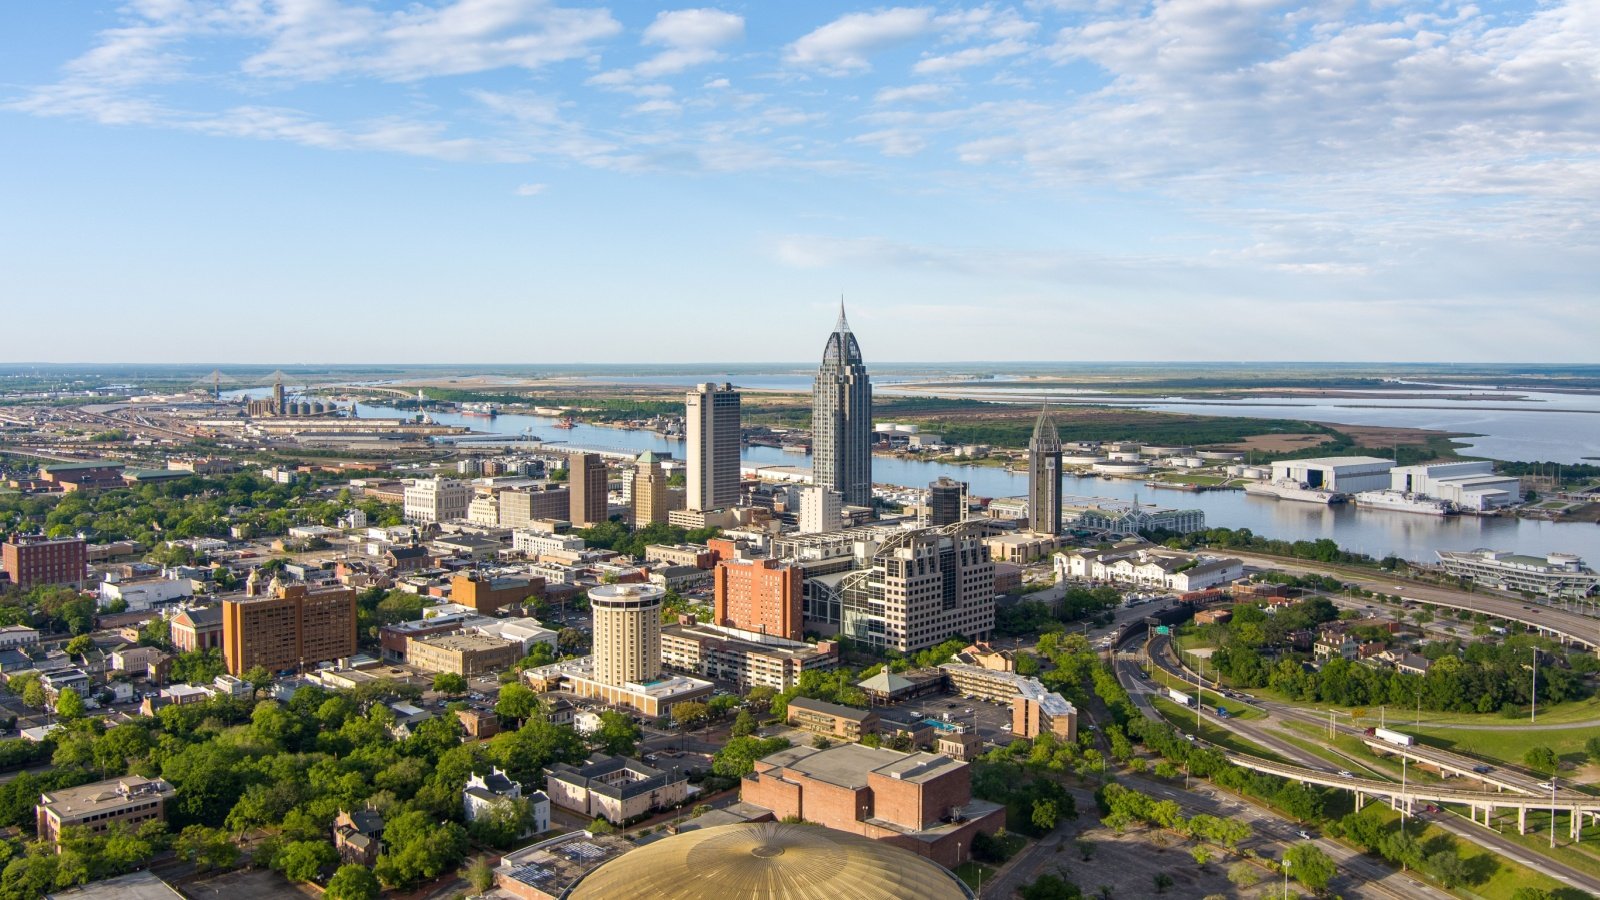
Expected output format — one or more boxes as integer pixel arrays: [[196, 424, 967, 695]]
[[545, 755, 689, 825], [2, 534, 86, 589], [1054, 547, 1243, 592], [0, 626, 40, 650], [522, 658, 714, 719], [451, 572, 543, 614], [333, 808, 385, 866], [659, 621, 837, 691], [643, 544, 716, 569], [493, 831, 633, 900], [940, 662, 1078, 741], [36, 776, 176, 845], [785, 696, 879, 742], [98, 577, 193, 611], [169, 606, 223, 653], [465, 767, 550, 836], [1437, 550, 1599, 599], [407, 631, 522, 677]]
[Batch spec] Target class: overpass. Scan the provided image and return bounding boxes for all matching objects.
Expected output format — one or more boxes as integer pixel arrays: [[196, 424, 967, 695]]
[[1224, 751, 1600, 841]]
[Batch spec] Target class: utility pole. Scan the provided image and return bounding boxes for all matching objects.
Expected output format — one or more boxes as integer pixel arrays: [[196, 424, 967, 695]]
[[1551, 777, 1558, 850], [1532, 647, 1539, 723]]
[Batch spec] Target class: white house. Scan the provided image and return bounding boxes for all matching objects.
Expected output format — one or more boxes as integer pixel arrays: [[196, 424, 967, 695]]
[[464, 767, 549, 836]]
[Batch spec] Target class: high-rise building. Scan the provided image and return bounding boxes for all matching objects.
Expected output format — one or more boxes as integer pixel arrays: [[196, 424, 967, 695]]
[[928, 477, 967, 527], [568, 453, 609, 527], [1027, 407, 1063, 535], [2, 535, 86, 590], [221, 579, 358, 675], [500, 486, 570, 528], [631, 452, 672, 527], [834, 522, 995, 653], [797, 485, 842, 534], [812, 302, 872, 508], [403, 476, 470, 524], [713, 557, 803, 640], [685, 383, 741, 512], [589, 583, 664, 687]]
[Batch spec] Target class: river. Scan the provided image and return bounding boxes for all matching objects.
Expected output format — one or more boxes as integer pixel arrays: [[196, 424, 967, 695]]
[[342, 401, 1600, 567]]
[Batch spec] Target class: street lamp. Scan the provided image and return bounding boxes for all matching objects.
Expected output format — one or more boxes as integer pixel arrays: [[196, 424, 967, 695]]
[[1283, 856, 1291, 899], [1551, 777, 1558, 850]]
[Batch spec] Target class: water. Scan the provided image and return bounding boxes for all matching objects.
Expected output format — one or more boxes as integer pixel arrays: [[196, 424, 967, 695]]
[[337, 401, 1600, 566]]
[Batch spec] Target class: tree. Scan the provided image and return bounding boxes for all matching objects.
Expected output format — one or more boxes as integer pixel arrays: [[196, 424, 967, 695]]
[[1523, 746, 1560, 773], [1227, 862, 1260, 888], [672, 701, 709, 730], [730, 709, 757, 738], [1153, 872, 1174, 893], [592, 711, 641, 756], [174, 825, 238, 872], [373, 810, 469, 889], [1032, 797, 1061, 832], [468, 796, 531, 848], [1426, 849, 1469, 888], [494, 683, 539, 727], [1585, 736, 1600, 765], [465, 856, 497, 895], [242, 665, 274, 696], [713, 736, 791, 778], [276, 840, 337, 883], [1284, 842, 1335, 891], [326, 864, 382, 900], [1190, 845, 1212, 868], [54, 688, 85, 720], [1019, 873, 1083, 900], [433, 672, 468, 695], [65, 635, 94, 656]]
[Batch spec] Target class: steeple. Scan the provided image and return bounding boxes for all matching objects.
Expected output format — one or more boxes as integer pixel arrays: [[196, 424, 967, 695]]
[[835, 296, 851, 334], [1030, 404, 1062, 452]]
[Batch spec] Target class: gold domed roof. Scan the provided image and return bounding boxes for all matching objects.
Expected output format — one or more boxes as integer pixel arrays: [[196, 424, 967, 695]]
[[568, 822, 973, 900]]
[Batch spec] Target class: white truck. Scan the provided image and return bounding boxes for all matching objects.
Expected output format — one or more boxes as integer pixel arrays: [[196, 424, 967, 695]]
[[1168, 687, 1196, 708], [1370, 727, 1415, 748]]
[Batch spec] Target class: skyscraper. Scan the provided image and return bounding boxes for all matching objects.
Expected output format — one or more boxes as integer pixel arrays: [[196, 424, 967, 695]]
[[928, 477, 967, 526], [568, 453, 608, 527], [812, 301, 872, 507], [1028, 407, 1063, 535], [685, 382, 741, 511], [631, 451, 670, 527], [589, 583, 664, 688]]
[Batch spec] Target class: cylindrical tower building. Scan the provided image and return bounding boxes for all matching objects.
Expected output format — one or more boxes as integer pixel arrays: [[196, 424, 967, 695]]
[[590, 583, 665, 687]]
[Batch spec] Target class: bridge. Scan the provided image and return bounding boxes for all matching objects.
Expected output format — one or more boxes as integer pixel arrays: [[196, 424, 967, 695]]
[[1224, 751, 1600, 841]]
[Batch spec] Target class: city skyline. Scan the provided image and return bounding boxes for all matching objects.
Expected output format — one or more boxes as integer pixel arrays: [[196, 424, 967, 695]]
[[3, 2, 1596, 364]]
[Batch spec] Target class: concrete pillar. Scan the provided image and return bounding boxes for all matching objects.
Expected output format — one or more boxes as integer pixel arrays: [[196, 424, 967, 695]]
[[1519, 807, 1527, 835], [1355, 791, 1364, 809]]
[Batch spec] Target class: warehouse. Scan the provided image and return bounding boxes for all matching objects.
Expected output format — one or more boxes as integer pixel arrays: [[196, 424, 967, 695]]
[[1270, 456, 1393, 493]]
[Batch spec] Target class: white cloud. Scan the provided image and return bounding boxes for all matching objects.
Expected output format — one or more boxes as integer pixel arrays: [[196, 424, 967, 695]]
[[914, 38, 1031, 73], [852, 128, 928, 156], [632, 99, 683, 115], [704, 77, 731, 89], [786, 8, 936, 73], [514, 182, 548, 196], [643, 9, 745, 50], [874, 83, 952, 104]]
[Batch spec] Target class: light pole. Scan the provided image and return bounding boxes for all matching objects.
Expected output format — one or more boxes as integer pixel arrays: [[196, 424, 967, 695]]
[[1531, 648, 1539, 724], [1550, 777, 1558, 850], [1283, 857, 1291, 899]]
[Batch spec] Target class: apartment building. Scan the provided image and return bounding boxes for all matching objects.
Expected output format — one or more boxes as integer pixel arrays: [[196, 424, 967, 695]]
[[221, 580, 358, 675], [2, 535, 86, 590], [714, 557, 803, 640], [659, 620, 837, 690]]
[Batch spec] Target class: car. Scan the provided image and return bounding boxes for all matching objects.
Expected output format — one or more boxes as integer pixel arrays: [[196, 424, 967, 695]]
[[1337, 770, 1353, 778], [1537, 782, 1554, 791], [1297, 830, 1312, 840], [1472, 765, 1493, 774], [963, 708, 973, 714], [1183, 733, 1196, 742]]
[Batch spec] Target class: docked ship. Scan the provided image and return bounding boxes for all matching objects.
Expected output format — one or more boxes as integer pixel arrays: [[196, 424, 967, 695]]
[[460, 402, 498, 418], [551, 417, 577, 429], [1243, 479, 1347, 504], [1352, 490, 1453, 516]]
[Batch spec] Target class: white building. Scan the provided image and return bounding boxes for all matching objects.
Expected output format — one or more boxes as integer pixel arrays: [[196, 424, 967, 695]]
[[464, 767, 549, 836], [98, 577, 193, 611], [1055, 547, 1243, 592], [797, 485, 843, 534], [1269, 456, 1394, 493], [403, 477, 470, 524], [1390, 461, 1521, 511], [1437, 550, 1598, 598], [466, 494, 501, 526], [0, 626, 40, 650], [512, 529, 587, 557], [473, 617, 559, 654]]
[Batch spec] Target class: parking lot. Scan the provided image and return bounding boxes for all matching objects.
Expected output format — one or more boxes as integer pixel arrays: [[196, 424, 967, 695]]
[[888, 692, 1017, 745]]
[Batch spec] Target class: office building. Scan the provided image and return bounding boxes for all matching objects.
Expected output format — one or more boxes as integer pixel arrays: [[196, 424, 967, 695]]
[[1437, 550, 1599, 599], [631, 451, 671, 527], [590, 583, 663, 687], [660, 620, 838, 690], [221, 578, 358, 675], [812, 302, 873, 507], [927, 477, 967, 527], [798, 485, 843, 534], [545, 755, 689, 825], [452, 572, 542, 614], [403, 476, 470, 524], [1027, 408, 1063, 535], [407, 632, 522, 676], [685, 383, 741, 512], [940, 662, 1078, 741], [500, 486, 571, 529], [742, 743, 1004, 869], [2, 535, 86, 590], [785, 696, 880, 741], [713, 557, 803, 640], [466, 494, 501, 526], [36, 776, 176, 845], [568, 454, 608, 527], [826, 522, 995, 653]]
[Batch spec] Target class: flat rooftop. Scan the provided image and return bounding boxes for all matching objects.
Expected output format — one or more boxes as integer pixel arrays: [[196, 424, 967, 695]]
[[413, 632, 517, 652]]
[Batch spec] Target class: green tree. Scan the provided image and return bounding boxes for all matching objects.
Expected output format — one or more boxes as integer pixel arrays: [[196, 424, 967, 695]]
[[592, 711, 641, 756], [276, 840, 337, 883], [1284, 842, 1335, 891], [465, 856, 497, 895], [1190, 845, 1212, 868], [494, 683, 539, 727], [672, 701, 709, 730], [1426, 849, 1469, 888], [432, 672, 468, 695], [468, 796, 531, 848], [713, 736, 791, 778], [1032, 798, 1061, 832], [64, 635, 94, 656], [54, 687, 86, 720], [730, 709, 757, 738], [1523, 746, 1560, 773], [326, 863, 382, 900], [1585, 736, 1600, 765], [373, 810, 469, 889], [1019, 873, 1083, 900], [174, 825, 239, 872]]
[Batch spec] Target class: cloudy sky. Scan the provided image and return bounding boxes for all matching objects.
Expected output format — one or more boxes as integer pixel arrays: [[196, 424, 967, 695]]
[[2, 1, 1596, 364]]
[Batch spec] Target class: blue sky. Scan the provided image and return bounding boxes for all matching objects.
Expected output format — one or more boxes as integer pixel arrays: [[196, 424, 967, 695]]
[[2, 1, 1596, 364]]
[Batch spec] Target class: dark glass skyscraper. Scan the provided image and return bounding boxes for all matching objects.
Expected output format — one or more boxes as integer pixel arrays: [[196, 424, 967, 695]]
[[812, 302, 873, 507], [1028, 407, 1063, 535]]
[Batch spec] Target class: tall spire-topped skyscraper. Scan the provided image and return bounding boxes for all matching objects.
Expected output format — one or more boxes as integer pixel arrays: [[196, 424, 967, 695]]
[[813, 299, 872, 507], [1028, 405, 1063, 535]]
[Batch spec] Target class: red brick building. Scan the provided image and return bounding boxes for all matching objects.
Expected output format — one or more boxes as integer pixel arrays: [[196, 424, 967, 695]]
[[170, 605, 224, 652], [713, 557, 801, 640], [2, 535, 86, 590], [221, 580, 358, 675], [741, 743, 1004, 868], [451, 572, 543, 614]]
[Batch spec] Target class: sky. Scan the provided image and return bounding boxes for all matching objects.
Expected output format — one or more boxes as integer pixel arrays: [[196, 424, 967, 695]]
[[1, 1, 1596, 365]]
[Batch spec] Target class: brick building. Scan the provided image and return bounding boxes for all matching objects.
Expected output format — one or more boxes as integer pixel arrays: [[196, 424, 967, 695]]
[[451, 572, 543, 614], [36, 776, 176, 845], [37, 462, 126, 492], [221, 580, 358, 675], [741, 743, 1004, 868], [406, 631, 521, 677], [2, 535, 86, 590], [169, 606, 224, 652], [713, 557, 802, 640]]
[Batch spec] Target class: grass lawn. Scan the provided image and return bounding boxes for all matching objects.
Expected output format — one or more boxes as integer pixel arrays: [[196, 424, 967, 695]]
[[1149, 668, 1264, 720], [1278, 721, 1450, 785], [1411, 724, 1597, 777], [1350, 803, 1583, 900], [953, 860, 997, 891], [1472, 806, 1600, 883], [1150, 697, 1287, 761], [1245, 688, 1600, 729]]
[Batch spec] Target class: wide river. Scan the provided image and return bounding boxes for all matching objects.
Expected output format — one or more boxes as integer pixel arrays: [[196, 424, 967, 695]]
[[348, 401, 1600, 567]]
